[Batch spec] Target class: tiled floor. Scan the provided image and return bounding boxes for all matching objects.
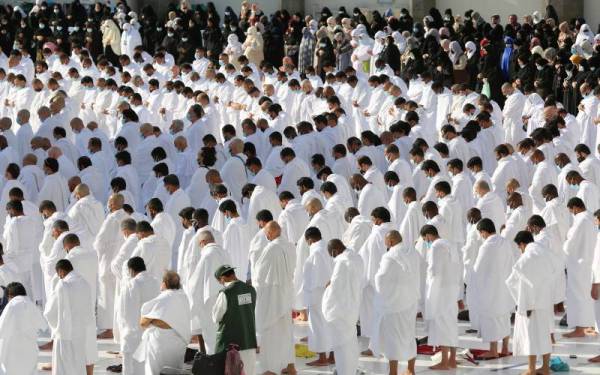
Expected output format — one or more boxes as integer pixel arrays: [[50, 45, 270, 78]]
[[35, 317, 600, 374]]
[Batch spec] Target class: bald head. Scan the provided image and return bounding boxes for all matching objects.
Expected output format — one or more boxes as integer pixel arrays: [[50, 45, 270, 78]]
[[74, 183, 90, 198], [385, 230, 402, 248], [47, 146, 63, 159], [22, 153, 37, 166], [174, 136, 188, 151], [108, 193, 124, 210], [264, 221, 281, 241], [140, 123, 153, 136], [474, 180, 490, 196], [197, 230, 215, 245], [304, 198, 323, 216], [229, 138, 244, 154]]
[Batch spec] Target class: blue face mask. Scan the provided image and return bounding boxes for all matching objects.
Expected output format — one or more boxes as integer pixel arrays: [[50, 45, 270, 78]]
[[569, 183, 579, 191], [424, 240, 432, 249], [225, 216, 231, 224]]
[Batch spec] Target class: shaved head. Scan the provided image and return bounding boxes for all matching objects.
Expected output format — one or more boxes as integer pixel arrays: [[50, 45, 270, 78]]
[[304, 198, 323, 216], [385, 230, 402, 247], [264, 221, 281, 240]]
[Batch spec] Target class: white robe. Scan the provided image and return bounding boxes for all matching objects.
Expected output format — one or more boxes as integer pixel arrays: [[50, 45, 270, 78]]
[[65, 246, 98, 307], [507, 243, 554, 356], [371, 244, 420, 360], [131, 234, 172, 280], [476, 191, 506, 231], [322, 250, 364, 375], [277, 199, 309, 244], [471, 235, 517, 342], [67, 195, 105, 247], [253, 236, 296, 373], [222, 217, 252, 281], [302, 240, 334, 353], [358, 222, 395, 339], [357, 183, 387, 217], [133, 289, 192, 374], [0, 295, 47, 375], [563, 211, 597, 327], [44, 271, 96, 374], [424, 239, 461, 347], [118, 271, 160, 375], [278, 157, 311, 198], [220, 153, 248, 202], [2, 215, 41, 296], [187, 243, 232, 353], [93, 209, 128, 330], [37, 172, 70, 212]]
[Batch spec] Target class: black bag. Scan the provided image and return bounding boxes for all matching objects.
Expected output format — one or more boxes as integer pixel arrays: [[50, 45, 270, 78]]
[[192, 350, 226, 375]]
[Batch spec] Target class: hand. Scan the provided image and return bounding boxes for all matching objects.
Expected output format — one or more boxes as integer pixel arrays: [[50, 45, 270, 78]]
[[436, 66, 442, 72], [592, 284, 600, 300]]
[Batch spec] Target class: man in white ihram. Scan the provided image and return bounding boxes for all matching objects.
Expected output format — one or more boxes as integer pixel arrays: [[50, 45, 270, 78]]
[[252, 221, 297, 375], [322, 239, 364, 375], [371, 231, 420, 375], [117, 256, 160, 375], [133, 270, 191, 374], [188, 231, 232, 354], [94, 193, 128, 340], [44, 259, 96, 375]]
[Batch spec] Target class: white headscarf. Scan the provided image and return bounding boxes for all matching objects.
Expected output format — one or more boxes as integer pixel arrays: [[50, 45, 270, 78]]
[[448, 41, 463, 64], [372, 31, 387, 55], [576, 24, 594, 45], [392, 31, 406, 53], [465, 41, 476, 59]]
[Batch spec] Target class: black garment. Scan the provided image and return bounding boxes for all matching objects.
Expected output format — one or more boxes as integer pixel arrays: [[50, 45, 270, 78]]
[[161, 33, 178, 57], [203, 26, 223, 62], [515, 63, 535, 90], [534, 65, 553, 99], [380, 42, 401, 72], [263, 23, 285, 68]]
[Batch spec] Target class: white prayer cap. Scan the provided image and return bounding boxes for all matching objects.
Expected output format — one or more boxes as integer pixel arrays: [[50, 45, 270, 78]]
[[356, 24, 367, 33], [350, 29, 360, 38], [123, 23, 131, 31], [128, 11, 138, 19], [532, 11, 542, 25]]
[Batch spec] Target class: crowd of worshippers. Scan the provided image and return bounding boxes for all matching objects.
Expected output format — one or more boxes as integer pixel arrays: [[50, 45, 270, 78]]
[[0, 1, 600, 375]]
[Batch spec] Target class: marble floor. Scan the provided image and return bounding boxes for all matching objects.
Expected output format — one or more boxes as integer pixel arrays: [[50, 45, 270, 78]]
[[35, 317, 600, 374]]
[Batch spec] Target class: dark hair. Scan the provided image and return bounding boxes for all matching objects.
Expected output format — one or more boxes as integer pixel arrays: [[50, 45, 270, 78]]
[[476, 218, 496, 234], [6, 282, 26, 297], [55, 259, 74, 273], [127, 256, 147, 273], [256, 209, 273, 222], [304, 226, 322, 242], [371, 207, 391, 222]]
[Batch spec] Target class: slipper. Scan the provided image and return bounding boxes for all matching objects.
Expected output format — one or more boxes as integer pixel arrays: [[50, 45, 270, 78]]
[[469, 349, 512, 361], [550, 357, 569, 372], [106, 364, 122, 373], [417, 345, 440, 356], [294, 343, 316, 359]]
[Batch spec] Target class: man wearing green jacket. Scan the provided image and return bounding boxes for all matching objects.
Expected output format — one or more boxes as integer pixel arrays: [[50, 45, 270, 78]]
[[212, 265, 258, 375]]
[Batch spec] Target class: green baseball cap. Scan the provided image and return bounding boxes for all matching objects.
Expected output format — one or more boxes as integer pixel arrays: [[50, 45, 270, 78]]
[[214, 264, 236, 279]]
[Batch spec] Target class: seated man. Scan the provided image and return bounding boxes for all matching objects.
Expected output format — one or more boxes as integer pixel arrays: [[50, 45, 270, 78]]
[[134, 271, 191, 373]]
